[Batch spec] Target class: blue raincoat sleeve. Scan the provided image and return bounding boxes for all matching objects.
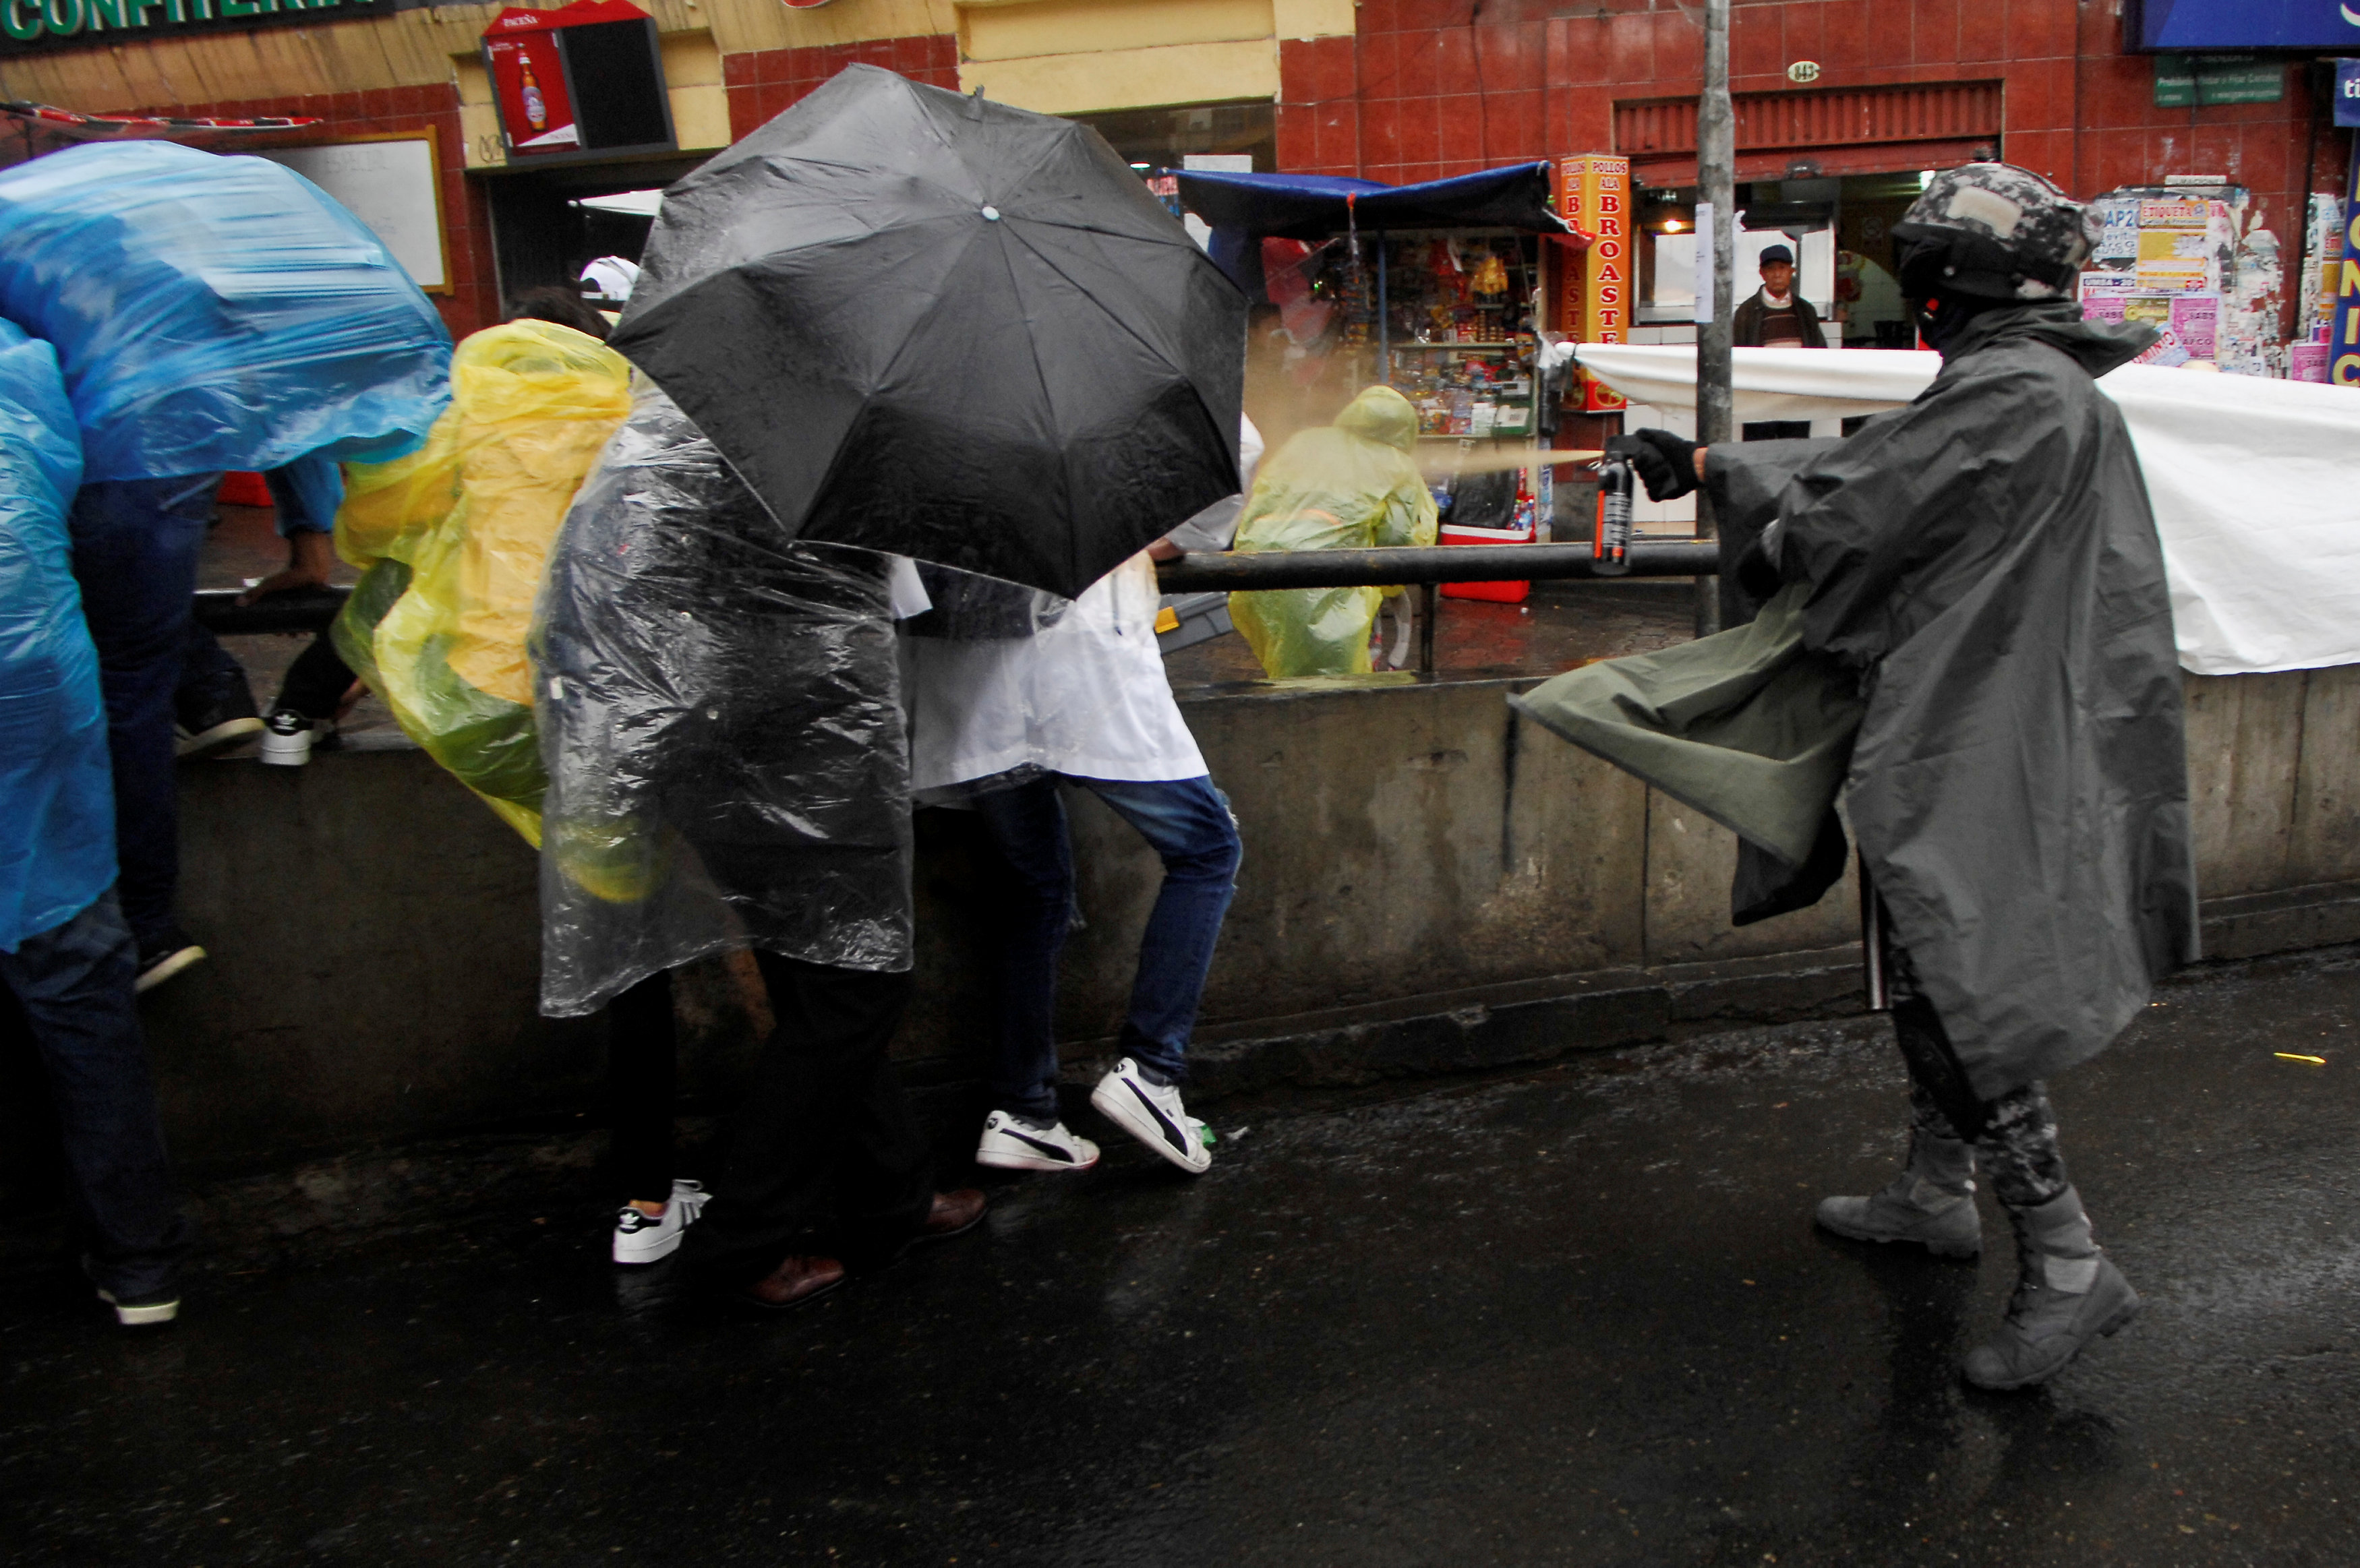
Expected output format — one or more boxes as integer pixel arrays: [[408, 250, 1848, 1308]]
[[0, 141, 452, 481], [0, 320, 114, 950]]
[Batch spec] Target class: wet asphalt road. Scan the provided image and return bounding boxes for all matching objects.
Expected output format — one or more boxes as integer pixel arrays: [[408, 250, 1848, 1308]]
[[5, 953, 2359, 1567]]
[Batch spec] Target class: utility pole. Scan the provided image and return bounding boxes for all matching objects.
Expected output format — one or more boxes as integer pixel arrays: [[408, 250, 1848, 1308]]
[[1694, 0, 1734, 638]]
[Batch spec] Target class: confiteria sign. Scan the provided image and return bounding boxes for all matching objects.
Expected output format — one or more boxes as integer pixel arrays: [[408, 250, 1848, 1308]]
[[1, 0, 403, 55]]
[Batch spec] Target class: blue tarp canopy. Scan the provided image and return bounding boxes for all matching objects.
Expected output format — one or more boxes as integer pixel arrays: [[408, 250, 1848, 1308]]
[[1173, 162, 1578, 241]]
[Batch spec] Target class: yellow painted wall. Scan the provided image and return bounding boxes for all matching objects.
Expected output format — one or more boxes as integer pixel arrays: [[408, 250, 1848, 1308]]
[[0, 0, 1354, 135], [0, 0, 956, 111], [962, 37, 1277, 114], [954, 0, 1353, 116], [960, 0, 1269, 61]]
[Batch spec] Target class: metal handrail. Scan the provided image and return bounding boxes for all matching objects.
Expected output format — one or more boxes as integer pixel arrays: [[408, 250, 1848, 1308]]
[[1153, 541, 1717, 593], [192, 541, 1723, 678], [1158, 541, 1719, 674], [192, 585, 351, 636]]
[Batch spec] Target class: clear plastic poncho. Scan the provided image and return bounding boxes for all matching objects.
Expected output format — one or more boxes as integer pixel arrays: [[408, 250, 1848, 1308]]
[[0, 142, 451, 480], [0, 320, 113, 951], [1229, 385, 1437, 677], [331, 320, 634, 844], [533, 386, 912, 1018]]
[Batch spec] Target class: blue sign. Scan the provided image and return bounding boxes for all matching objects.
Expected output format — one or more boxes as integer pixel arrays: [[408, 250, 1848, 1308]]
[[2129, 0, 2360, 50], [2339, 59, 2360, 127]]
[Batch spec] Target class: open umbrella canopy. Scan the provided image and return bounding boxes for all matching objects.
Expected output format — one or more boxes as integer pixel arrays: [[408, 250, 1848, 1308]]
[[610, 65, 1245, 599]]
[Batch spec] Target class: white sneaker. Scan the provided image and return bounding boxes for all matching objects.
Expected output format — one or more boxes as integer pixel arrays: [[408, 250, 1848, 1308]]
[[259, 709, 334, 767], [610, 1178, 710, 1265], [975, 1110, 1100, 1173], [96, 1286, 180, 1327], [1090, 1058, 1212, 1174]]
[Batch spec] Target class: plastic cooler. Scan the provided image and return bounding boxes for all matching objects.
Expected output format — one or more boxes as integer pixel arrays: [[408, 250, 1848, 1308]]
[[217, 471, 274, 507], [1438, 519, 1533, 602]]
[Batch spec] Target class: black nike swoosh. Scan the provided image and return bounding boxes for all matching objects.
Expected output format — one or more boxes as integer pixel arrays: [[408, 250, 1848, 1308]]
[[1003, 1127, 1076, 1163], [1125, 1080, 1189, 1153]]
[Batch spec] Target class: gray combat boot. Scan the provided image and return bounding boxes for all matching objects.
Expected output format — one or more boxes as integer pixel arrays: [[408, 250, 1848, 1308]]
[[1815, 1127, 1981, 1257], [1961, 1184, 2141, 1390]]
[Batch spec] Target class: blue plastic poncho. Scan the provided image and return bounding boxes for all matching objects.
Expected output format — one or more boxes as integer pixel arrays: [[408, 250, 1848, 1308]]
[[0, 141, 452, 481], [0, 320, 114, 949]]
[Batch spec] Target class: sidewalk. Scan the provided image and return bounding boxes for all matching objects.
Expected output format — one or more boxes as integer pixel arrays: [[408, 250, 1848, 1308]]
[[4, 948, 2355, 1565]]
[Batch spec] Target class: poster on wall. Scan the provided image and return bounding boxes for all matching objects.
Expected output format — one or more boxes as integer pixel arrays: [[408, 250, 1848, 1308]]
[[2334, 143, 2360, 388], [254, 132, 448, 292]]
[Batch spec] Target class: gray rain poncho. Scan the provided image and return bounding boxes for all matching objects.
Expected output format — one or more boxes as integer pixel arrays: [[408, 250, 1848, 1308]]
[[1515, 302, 2198, 1097], [532, 387, 912, 1017]]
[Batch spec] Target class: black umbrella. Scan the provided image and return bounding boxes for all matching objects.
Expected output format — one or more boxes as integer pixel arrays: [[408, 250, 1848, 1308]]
[[609, 65, 1246, 599]]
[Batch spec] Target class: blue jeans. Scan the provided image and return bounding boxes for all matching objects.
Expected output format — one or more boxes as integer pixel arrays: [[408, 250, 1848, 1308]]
[[68, 475, 220, 948], [1, 891, 191, 1300], [972, 775, 1242, 1120]]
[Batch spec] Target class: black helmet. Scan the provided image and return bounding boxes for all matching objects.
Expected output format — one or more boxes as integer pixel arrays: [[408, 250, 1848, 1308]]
[[1890, 162, 2097, 301]]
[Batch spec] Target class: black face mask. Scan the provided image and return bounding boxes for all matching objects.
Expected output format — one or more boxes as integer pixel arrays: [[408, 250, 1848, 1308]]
[[1897, 236, 2004, 356]]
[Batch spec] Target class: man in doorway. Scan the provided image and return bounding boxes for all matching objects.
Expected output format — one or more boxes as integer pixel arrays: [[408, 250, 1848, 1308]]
[[1733, 243, 1831, 440], [1732, 243, 1829, 350]]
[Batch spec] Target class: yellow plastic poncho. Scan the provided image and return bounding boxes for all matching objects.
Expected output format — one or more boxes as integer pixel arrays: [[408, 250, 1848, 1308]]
[[1228, 384, 1438, 677], [331, 320, 634, 844]]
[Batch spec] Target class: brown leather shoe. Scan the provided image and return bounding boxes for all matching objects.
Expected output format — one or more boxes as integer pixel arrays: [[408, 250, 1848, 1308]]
[[740, 1254, 846, 1310], [917, 1189, 986, 1242]]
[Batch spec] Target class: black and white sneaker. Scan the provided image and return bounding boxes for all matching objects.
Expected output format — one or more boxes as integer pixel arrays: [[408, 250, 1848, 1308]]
[[175, 693, 263, 760], [1090, 1058, 1212, 1175], [134, 926, 206, 994], [610, 1178, 710, 1265], [96, 1285, 181, 1327], [259, 708, 334, 768], [974, 1110, 1100, 1173]]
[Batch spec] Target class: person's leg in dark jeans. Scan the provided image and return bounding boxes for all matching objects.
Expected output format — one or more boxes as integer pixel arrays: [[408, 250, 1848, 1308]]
[[0, 890, 193, 1324], [67, 475, 221, 964], [680, 955, 934, 1287], [173, 620, 259, 757], [1073, 775, 1243, 1085], [968, 777, 1075, 1124], [1073, 775, 1242, 1174]]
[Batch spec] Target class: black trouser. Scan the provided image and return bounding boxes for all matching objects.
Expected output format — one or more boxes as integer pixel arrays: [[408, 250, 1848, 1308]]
[[276, 632, 357, 720], [680, 954, 931, 1284], [606, 969, 677, 1205]]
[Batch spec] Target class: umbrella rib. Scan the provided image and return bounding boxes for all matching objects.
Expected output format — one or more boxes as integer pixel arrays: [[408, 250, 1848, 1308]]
[[998, 220, 1196, 381]]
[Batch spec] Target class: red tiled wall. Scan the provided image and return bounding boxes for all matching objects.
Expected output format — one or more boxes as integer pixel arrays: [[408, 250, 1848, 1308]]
[[1283, 0, 2341, 280], [724, 34, 959, 142], [105, 85, 499, 338]]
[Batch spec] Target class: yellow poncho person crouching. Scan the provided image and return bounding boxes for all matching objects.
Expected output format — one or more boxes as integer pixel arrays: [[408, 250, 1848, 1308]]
[[1228, 384, 1438, 677], [330, 319, 635, 844]]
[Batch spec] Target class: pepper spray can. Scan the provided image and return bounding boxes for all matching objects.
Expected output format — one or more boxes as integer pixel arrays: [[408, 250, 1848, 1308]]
[[1593, 454, 1633, 576]]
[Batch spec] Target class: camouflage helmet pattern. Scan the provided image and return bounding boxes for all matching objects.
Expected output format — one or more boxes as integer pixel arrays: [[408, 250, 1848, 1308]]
[[1890, 162, 2098, 300]]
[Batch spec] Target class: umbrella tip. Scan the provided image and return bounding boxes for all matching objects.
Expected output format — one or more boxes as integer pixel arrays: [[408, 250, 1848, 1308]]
[[981, 205, 1001, 220]]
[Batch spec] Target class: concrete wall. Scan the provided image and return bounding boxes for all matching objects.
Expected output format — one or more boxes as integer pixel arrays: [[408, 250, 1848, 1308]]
[[47, 664, 2360, 1176]]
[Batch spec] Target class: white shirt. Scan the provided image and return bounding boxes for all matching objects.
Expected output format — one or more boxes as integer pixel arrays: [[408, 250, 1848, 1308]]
[[902, 417, 1263, 794], [906, 551, 1203, 791]]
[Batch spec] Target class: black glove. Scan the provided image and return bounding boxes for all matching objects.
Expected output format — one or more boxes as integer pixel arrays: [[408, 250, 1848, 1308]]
[[1605, 428, 1699, 502]]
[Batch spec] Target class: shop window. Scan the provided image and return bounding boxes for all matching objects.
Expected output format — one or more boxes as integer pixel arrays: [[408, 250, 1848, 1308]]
[[1069, 100, 1275, 175]]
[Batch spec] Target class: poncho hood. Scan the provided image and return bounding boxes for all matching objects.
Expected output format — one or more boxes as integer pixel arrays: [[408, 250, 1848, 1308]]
[[1334, 384, 1418, 451], [1945, 298, 2155, 377]]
